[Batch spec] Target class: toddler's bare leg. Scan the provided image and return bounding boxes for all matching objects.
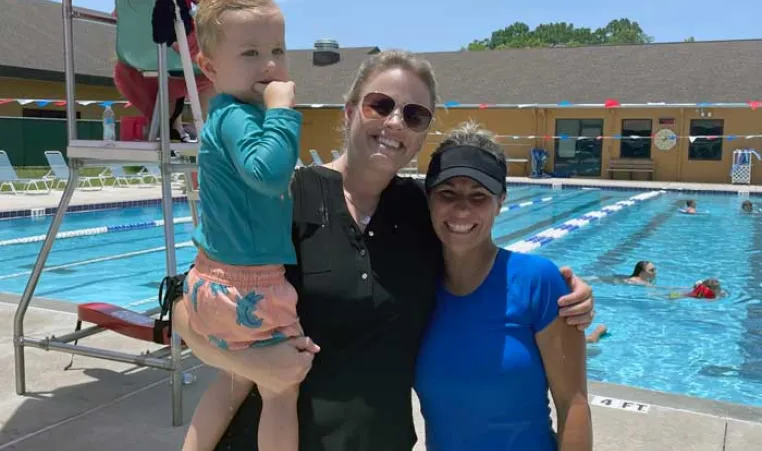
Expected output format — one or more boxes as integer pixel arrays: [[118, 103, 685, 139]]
[[258, 384, 299, 451], [182, 371, 253, 451]]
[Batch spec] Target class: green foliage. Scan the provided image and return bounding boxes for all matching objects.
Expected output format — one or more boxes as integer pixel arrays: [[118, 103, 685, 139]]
[[466, 18, 655, 51]]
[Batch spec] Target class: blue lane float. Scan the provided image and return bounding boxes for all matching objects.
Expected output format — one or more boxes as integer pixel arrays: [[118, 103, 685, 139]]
[[0, 216, 194, 247], [505, 190, 666, 253], [500, 196, 554, 213]]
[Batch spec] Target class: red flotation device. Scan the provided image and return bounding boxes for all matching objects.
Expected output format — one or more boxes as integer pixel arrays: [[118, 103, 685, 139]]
[[77, 302, 173, 344], [76, 271, 190, 346]]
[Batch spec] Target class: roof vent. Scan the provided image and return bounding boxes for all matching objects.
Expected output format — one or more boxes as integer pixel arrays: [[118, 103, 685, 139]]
[[313, 39, 340, 66]]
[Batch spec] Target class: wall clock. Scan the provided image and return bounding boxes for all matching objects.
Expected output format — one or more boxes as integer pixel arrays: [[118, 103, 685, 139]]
[[654, 128, 677, 151]]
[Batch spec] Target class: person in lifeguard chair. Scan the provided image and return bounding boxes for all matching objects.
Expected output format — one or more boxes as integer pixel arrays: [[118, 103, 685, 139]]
[[112, 0, 215, 141]]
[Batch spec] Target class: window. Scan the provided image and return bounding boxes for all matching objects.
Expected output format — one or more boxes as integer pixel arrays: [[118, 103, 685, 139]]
[[620, 119, 652, 159], [553, 119, 604, 177], [689, 119, 724, 161]]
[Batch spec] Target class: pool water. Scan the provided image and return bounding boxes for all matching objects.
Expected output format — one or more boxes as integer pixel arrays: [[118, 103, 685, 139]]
[[1, 185, 760, 407], [534, 190, 762, 408], [0, 203, 197, 310]]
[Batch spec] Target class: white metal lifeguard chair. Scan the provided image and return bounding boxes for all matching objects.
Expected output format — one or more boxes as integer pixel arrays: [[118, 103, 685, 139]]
[[12, 0, 204, 426]]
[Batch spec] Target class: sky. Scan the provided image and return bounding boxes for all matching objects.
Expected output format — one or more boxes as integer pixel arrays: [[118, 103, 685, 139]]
[[58, 0, 761, 52]]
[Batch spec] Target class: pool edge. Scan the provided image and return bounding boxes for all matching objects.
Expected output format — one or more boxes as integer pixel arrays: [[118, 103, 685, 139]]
[[2, 292, 760, 422], [0, 195, 189, 220], [589, 380, 762, 423], [0, 291, 78, 314]]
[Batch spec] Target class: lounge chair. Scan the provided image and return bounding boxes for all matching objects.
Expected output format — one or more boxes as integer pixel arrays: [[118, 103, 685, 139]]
[[309, 149, 324, 166], [100, 164, 151, 187], [44, 150, 103, 190], [0, 150, 51, 195], [137, 164, 162, 183]]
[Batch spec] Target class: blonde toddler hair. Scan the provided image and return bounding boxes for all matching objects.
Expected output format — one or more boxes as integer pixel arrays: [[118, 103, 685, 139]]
[[195, 0, 278, 55]]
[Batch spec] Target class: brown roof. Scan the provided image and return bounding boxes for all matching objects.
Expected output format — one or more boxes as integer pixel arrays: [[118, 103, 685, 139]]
[[2, 0, 761, 104], [419, 40, 762, 104], [0, 0, 116, 82]]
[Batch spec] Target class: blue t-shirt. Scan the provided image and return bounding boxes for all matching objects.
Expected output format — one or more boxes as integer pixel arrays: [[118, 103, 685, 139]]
[[415, 249, 569, 451], [193, 93, 302, 266]]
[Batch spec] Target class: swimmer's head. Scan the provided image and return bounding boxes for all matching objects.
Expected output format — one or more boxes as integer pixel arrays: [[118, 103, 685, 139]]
[[702, 278, 721, 291], [742, 200, 753, 212], [686, 200, 696, 208], [195, 0, 287, 103], [698, 278, 721, 297], [631, 260, 656, 282]]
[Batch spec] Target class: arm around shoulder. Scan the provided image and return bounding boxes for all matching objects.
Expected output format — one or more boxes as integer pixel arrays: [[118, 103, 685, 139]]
[[220, 105, 302, 196]]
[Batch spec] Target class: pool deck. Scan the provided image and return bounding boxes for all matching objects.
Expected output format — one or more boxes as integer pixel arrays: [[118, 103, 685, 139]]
[[1, 177, 760, 215], [0, 185, 185, 213], [0, 294, 761, 450]]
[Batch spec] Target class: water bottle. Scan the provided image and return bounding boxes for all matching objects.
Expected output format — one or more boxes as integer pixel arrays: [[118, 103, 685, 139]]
[[102, 105, 116, 142]]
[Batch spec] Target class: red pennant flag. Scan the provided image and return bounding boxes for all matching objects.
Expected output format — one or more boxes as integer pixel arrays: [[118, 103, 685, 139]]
[[0, 99, 12, 105], [604, 98, 621, 108], [748, 100, 761, 111], [54, 101, 67, 106], [124, 102, 132, 108], [477, 103, 489, 109]]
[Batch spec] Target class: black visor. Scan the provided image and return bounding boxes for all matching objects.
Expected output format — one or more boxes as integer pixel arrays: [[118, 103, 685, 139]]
[[425, 145, 507, 195]]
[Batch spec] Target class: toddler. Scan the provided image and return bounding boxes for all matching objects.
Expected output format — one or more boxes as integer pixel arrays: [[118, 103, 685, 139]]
[[177, 1, 316, 450]]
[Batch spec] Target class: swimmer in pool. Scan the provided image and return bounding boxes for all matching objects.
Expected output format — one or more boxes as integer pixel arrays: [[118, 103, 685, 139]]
[[624, 260, 656, 286], [741, 200, 759, 213], [680, 199, 697, 215], [582, 261, 656, 286], [668, 278, 722, 300]]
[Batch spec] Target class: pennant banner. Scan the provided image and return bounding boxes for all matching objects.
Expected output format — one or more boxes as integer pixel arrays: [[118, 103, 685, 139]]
[[429, 132, 762, 142], [0, 98, 762, 110]]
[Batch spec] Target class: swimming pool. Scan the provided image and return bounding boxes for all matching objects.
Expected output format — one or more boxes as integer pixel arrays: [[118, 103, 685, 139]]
[[1, 184, 760, 407], [532, 189, 762, 408]]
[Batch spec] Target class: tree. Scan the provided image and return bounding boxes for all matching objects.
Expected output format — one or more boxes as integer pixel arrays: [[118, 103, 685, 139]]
[[466, 18, 654, 50], [684, 36, 696, 42]]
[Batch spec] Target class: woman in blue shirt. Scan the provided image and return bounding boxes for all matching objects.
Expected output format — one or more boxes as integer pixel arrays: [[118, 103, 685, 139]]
[[416, 121, 592, 451]]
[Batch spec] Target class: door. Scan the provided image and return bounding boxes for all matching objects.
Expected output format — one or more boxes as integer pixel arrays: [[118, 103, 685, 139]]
[[554, 119, 604, 177]]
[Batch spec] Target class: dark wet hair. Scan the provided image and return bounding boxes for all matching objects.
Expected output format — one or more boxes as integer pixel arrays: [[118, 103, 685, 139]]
[[631, 261, 651, 277]]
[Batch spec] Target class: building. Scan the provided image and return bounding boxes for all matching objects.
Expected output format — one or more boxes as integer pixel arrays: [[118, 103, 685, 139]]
[[2, 0, 762, 183]]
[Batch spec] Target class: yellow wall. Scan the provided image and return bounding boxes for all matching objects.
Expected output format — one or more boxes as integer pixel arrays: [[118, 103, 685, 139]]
[[0, 76, 126, 120], [4, 75, 761, 184], [296, 105, 762, 184]]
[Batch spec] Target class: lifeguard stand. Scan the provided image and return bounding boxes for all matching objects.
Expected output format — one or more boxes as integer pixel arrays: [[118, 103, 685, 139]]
[[12, 0, 203, 426], [731, 148, 760, 185]]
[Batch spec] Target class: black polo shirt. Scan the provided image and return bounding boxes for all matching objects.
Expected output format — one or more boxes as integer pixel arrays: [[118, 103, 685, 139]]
[[215, 166, 442, 451]]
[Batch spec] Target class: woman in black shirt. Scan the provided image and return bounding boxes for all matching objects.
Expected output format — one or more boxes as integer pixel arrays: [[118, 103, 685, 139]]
[[172, 49, 596, 451]]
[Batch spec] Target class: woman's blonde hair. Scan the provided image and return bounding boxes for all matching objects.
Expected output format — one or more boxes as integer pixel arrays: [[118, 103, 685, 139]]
[[343, 49, 439, 109]]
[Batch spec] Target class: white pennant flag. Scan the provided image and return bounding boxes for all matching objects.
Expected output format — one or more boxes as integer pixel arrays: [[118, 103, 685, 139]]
[[689, 136, 697, 143]]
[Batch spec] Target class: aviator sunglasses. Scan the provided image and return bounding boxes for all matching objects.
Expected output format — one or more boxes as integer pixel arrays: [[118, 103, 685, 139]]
[[360, 92, 433, 133]]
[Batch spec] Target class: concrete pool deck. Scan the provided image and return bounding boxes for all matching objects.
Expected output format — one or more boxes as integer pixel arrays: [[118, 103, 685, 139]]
[[1, 294, 761, 450], [1, 176, 760, 215]]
